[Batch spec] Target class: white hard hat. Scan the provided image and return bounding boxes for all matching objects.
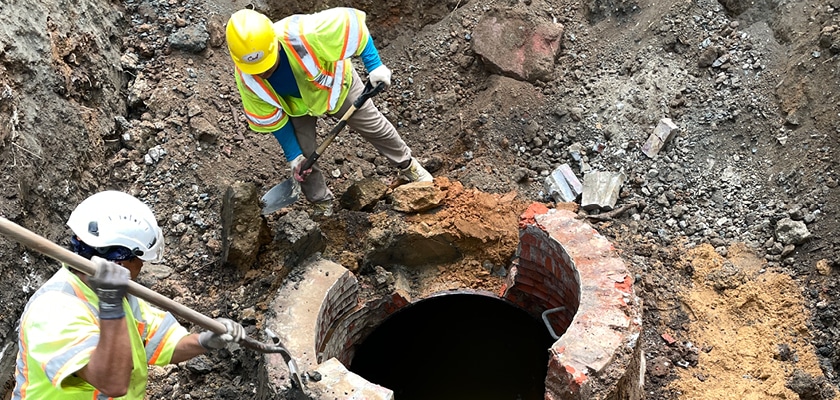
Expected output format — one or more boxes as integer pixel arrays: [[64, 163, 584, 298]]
[[67, 190, 165, 263]]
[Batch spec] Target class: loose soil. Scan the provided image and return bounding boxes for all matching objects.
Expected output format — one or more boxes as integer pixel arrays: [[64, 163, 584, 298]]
[[1, 0, 839, 399]]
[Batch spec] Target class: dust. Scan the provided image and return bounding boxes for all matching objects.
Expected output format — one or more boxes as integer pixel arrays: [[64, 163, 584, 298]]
[[670, 244, 837, 399]]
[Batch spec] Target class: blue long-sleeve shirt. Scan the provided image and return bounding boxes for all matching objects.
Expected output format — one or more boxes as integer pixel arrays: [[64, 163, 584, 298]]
[[271, 36, 383, 161]]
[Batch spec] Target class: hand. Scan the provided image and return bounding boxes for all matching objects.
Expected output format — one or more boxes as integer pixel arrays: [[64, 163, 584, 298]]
[[290, 154, 312, 182], [198, 318, 245, 350], [369, 65, 391, 87], [89, 256, 130, 320]]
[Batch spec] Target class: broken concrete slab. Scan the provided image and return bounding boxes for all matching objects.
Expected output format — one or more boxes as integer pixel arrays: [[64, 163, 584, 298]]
[[304, 358, 394, 400], [262, 258, 357, 396], [545, 163, 582, 203], [642, 118, 679, 158], [581, 171, 626, 211]]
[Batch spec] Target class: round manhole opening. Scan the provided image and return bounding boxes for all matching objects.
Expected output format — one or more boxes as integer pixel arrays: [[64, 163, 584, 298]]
[[348, 293, 555, 400]]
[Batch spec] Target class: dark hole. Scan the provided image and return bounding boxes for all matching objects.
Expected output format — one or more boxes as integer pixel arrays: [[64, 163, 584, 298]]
[[350, 293, 554, 400]]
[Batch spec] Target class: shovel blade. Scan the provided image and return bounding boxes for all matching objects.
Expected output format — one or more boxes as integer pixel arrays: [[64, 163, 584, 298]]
[[261, 179, 301, 215]]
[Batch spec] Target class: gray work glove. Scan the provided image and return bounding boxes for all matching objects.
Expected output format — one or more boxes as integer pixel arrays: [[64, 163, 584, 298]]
[[89, 256, 130, 320], [198, 318, 245, 350]]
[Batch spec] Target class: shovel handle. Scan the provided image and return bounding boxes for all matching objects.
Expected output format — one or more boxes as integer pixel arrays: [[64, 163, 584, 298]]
[[301, 81, 386, 171], [0, 216, 290, 355]]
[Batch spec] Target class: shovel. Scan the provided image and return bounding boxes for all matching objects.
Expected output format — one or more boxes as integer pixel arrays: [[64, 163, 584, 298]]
[[0, 216, 307, 392], [260, 81, 385, 215]]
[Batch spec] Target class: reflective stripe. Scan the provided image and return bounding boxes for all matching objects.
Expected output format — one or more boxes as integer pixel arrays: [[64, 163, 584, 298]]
[[330, 61, 345, 110], [44, 336, 97, 386], [14, 323, 30, 399], [238, 70, 288, 127], [144, 313, 180, 364], [339, 10, 363, 60], [283, 16, 325, 85], [281, 14, 351, 110], [245, 107, 284, 127], [239, 70, 283, 109]]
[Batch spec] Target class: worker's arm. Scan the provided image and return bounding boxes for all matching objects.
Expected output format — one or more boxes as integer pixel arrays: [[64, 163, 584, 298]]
[[360, 36, 383, 71], [273, 123, 303, 161], [170, 319, 245, 364], [360, 36, 391, 87], [170, 333, 207, 364], [76, 318, 133, 397], [76, 258, 133, 397]]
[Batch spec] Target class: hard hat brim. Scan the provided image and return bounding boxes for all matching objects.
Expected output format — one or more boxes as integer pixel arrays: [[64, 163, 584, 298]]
[[237, 46, 278, 76]]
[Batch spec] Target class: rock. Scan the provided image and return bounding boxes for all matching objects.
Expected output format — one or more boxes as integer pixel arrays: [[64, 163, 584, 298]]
[[472, 14, 564, 82], [774, 218, 812, 245], [705, 261, 745, 291], [190, 116, 221, 143], [390, 182, 444, 213], [272, 210, 327, 268], [168, 23, 209, 53], [340, 177, 388, 211], [815, 259, 832, 276], [220, 182, 270, 272], [581, 171, 626, 211]]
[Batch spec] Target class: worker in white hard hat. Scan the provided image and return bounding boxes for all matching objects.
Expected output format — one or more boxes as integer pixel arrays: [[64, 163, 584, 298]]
[[11, 190, 245, 399], [225, 7, 433, 217]]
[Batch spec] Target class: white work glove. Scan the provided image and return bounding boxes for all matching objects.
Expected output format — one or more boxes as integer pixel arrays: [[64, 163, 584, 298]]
[[290, 154, 312, 182], [198, 318, 245, 350], [368, 65, 392, 87]]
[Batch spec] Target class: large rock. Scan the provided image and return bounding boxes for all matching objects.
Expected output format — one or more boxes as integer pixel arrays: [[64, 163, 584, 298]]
[[472, 14, 564, 83], [340, 177, 388, 211], [221, 182, 270, 272]]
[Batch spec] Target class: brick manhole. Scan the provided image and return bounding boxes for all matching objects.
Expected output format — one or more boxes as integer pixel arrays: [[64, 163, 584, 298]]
[[259, 207, 644, 400]]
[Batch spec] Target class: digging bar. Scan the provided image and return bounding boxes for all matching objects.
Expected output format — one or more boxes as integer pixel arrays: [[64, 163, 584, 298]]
[[260, 81, 385, 215], [0, 216, 306, 390]]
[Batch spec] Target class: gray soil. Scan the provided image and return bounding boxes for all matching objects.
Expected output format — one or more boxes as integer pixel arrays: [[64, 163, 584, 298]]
[[1, 0, 839, 398]]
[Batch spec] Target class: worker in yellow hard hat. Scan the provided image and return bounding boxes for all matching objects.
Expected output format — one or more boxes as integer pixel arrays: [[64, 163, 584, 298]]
[[225, 7, 433, 217], [11, 191, 245, 399]]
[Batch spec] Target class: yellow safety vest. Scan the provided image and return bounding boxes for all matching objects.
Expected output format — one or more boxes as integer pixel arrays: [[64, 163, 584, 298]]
[[12, 266, 189, 399], [234, 7, 371, 133]]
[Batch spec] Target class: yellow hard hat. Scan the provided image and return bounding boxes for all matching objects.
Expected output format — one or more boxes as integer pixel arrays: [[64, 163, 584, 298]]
[[226, 9, 278, 75]]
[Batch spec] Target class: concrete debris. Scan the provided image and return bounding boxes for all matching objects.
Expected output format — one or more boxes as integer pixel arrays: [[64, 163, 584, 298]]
[[642, 118, 679, 158], [544, 163, 582, 203], [306, 358, 394, 400], [581, 171, 626, 211]]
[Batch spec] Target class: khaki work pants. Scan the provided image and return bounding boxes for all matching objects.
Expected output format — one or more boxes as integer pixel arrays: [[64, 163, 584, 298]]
[[290, 68, 412, 203]]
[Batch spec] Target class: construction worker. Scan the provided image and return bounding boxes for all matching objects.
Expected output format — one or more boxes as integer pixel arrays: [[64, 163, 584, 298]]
[[11, 190, 245, 399], [225, 7, 433, 217]]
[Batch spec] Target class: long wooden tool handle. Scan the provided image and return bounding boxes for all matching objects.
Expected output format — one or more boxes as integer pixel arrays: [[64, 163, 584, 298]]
[[0, 216, 227, 334], [300, 81, 386, 171]]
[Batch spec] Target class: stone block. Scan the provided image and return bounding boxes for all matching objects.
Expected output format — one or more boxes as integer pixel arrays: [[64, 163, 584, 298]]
[[581, 171, 626, 211], [641, 118, 679, 158], [545, 163, 582, 203]]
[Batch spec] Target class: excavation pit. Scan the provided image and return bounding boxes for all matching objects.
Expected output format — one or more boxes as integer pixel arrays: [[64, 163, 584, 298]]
[[258, 206, 643, 400]]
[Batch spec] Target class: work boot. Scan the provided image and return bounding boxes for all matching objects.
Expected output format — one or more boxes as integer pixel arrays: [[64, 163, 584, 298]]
[[311, 200, 333, 217], [399, 157, 433, 183]]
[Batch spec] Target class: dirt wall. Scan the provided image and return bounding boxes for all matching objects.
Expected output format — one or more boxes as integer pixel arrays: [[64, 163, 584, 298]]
[[0, 0, 128, 390]]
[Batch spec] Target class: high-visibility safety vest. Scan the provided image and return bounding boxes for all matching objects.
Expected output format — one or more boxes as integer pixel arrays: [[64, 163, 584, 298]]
[[234, 7, 371, 133], [12, 266, 190, 399]]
